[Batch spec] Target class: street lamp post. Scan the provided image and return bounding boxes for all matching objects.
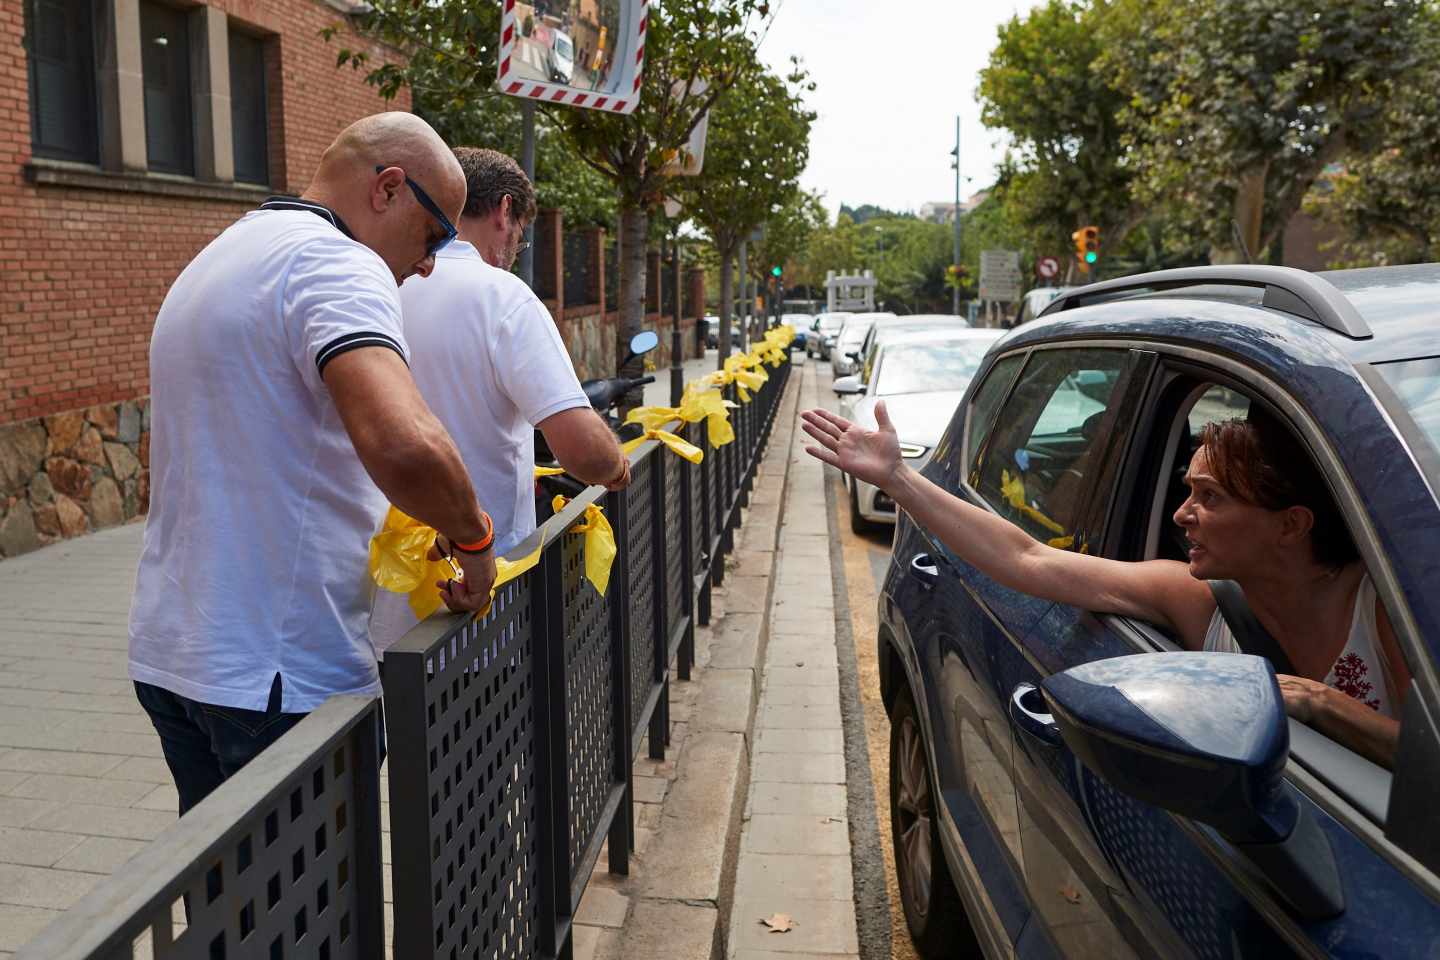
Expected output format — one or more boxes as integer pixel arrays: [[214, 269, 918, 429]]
[[951, 115, 962, 317]]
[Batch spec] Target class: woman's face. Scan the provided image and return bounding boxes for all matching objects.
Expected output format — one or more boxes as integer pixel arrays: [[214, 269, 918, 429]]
[[1172, 445, 1284, 580]]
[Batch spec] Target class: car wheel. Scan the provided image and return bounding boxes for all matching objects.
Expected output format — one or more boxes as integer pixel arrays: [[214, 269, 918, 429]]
[[891, 686, 981, 959], [849, 480, 876, 535]]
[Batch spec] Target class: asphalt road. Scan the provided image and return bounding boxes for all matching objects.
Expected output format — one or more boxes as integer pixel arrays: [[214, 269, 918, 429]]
[[809, 358, 923, 960]]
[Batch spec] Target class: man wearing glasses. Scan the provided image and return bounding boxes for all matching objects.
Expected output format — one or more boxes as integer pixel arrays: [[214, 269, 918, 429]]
[[370, 147, 630, 657], [129, 113, 500, 816]]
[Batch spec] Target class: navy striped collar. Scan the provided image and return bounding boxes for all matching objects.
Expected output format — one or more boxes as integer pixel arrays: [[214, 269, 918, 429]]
[[260, 197, 355, 240]]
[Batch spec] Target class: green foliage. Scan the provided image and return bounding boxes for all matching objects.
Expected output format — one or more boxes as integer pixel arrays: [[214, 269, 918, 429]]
[[978, 0, 1136, 254], [751, 189, 827, 284], [794, 212, 957, 313], [838, 203, 914, 225], [1100, 0, 1424, 259], [1302, 5, 1440, 265]]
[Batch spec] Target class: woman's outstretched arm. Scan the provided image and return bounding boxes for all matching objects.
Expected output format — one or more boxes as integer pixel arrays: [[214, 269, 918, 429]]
[[801, 404, 1212, 637]]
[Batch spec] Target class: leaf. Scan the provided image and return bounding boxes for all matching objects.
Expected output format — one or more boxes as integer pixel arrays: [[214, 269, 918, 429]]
[[1060, 884, 1082, 905], [759, 913, 796, 933]]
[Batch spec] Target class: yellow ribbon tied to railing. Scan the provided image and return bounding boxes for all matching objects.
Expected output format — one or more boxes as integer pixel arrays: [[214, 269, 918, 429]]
[[722, 353, 767, 401], [631, 388, 735, 449], [621, 428, 704, 463], [369, 506, 541, 620], [534, 465, 566, 478], [550, 495, 616, 596]]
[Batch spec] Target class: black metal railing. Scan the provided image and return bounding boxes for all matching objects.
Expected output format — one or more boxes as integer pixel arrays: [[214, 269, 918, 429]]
[[25, 352, 793, 960]]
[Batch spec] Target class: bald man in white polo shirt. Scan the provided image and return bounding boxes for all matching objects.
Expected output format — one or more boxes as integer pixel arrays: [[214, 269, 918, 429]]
[[129, 113, 499, 816]]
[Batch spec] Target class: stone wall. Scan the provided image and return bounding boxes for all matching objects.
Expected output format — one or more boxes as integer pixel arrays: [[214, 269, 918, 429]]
[[0, 400, 150, 559]]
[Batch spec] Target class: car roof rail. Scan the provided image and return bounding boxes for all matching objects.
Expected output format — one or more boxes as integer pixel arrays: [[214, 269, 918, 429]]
[[1039, 265, 1373, 339]]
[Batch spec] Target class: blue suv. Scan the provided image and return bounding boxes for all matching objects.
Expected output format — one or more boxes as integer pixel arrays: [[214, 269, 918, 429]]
[[877, 265, 1440, 958]]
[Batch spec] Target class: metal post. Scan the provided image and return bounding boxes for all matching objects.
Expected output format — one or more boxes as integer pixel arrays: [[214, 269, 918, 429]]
[[519, 101, 537, 287], [670, 239, 684, 407], [737, 240, 748, 351], [952, 114, 962, 316]]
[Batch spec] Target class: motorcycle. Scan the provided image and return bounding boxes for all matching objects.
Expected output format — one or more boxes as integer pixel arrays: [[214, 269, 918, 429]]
[[534, 330, 660, 520]]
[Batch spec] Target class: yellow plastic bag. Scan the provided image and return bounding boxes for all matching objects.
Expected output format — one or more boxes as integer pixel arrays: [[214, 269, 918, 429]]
[[369, 507, 543, 620]]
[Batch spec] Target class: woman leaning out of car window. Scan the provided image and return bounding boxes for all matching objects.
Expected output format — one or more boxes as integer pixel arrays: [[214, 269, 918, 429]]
[[801, 402, 1411, 769]]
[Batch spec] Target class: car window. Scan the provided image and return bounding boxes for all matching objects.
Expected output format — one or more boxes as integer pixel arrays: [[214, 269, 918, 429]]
[[875, 340, 991, 396], [1188, 385, 1250, 435], [1376, 356, 1440, 475], [964, 354, 1023, 478], [975, 349, 1128, 546]]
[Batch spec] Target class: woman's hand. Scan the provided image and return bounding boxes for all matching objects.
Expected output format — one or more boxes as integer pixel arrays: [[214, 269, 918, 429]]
[[801, 403, 903, 491], [1276, 674, 1329, 724]]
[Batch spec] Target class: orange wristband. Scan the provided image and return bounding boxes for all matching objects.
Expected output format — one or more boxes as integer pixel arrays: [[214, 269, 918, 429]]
[[452, 511, 493, 554]]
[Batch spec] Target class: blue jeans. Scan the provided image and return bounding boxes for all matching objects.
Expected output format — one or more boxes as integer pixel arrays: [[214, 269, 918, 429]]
[[134, 674, 304, 818]]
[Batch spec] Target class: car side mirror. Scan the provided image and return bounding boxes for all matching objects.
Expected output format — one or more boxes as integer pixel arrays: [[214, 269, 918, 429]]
[[832, 375, 865, 396], [1043, 652, 1343, 920]]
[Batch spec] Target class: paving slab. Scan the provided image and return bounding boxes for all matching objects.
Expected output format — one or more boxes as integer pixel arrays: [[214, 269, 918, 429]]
[[735, 853, 855, 901], [639, 732, 747, 901], [747, 782, 848, 818], [692, 670, 758, 734], [751, 752, 846, 785], [754, 728, 844, 755], [617, 900, 718, 960]]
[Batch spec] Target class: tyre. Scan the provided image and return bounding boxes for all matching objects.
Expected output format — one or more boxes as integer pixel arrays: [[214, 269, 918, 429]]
[[849, 479, 876, 535], [890, 686, 981, 958]]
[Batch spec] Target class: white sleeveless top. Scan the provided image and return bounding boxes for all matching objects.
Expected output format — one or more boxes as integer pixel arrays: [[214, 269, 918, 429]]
[[1202, 575, 1396, 718]]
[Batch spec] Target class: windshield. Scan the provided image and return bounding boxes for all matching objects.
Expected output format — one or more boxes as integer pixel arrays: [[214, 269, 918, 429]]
[[820, 315, 847, 332], [839, 322, 874, 347], [556, 36, 573, 57], [875, 340, 991, 396], [1377, 356, 1440, 474]]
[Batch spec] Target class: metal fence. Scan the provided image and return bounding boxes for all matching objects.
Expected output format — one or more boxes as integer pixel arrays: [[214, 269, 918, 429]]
[[25, 353, 793, 960], [562, 230, 597, 308]]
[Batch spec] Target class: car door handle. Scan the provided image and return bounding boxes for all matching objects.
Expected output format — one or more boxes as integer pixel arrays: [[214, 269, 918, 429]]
[[1009, 682, 1062, 746], [909, 553, 938, 585]]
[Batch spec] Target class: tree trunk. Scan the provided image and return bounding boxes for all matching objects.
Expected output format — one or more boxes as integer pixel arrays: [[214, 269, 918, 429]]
[[718, 250, 734, 371], [617, 200, 649, 406], [1226, 163, 1269, 264]]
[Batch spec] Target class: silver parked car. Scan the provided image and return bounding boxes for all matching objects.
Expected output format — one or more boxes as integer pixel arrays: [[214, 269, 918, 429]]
[[832, 327, 1003, 531]]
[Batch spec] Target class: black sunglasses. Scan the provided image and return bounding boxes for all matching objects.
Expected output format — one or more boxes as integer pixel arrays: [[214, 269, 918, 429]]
[[376, 165, 457, 258]]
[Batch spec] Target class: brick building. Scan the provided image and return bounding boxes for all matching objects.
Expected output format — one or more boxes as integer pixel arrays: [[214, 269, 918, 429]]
[[0, 0, 407, 558]]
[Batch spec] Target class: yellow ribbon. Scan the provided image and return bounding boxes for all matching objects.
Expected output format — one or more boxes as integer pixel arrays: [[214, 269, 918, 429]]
[[534, 465, 566, 478], [369, 506, 541, 620], [999, 468, 1067, 537], [631, 389, 734, 449], [622, 428, 704, 464], [551, 496, 616, 596]]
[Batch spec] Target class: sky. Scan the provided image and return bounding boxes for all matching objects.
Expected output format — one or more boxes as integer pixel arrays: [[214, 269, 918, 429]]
[[753, 0, 1045, 217]]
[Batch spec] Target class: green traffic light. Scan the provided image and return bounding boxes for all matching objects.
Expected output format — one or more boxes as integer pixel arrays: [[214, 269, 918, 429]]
[[1085, 252, 1098, 264], [771, 266, 782, 277]]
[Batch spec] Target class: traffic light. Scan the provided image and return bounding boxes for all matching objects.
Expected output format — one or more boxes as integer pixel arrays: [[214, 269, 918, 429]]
[[771, 265, 782, 277], [1072, 225, 1100, 273]]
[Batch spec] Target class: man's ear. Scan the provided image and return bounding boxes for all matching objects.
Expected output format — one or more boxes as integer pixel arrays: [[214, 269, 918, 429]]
[[372, 166, 404, 214]]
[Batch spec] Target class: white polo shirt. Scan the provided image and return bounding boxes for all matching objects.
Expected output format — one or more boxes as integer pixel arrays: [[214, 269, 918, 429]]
[[129, 200, 408, 713], [369, 241, 589, 656]]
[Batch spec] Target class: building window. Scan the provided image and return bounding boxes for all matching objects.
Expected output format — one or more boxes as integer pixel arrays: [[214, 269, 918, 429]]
[[27, 0, 100, 163], [140, 0, 194, 176], [229, 28, 269, 185]]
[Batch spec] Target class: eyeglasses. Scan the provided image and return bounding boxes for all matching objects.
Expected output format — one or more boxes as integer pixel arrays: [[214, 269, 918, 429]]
[[376, 165, 457, 258]]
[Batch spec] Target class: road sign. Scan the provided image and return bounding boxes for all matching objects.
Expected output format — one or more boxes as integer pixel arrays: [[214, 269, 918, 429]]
[[497, 0, 648, 115], [1037, 256, 1060, 279], [979, 249, 1022, 302]]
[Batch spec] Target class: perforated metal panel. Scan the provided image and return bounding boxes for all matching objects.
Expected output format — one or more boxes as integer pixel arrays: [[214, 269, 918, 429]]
[[662, 450, 685, 647], [19, 699, 384, 960], [385, 578, 541, 960], [624, 453, 658, 742], [687, 424, 705, 575], [561, 522, 617, 873]]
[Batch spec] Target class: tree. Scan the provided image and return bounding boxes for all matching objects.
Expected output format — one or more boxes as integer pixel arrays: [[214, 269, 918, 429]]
[[329, 0, 768, 374], [1303, 6, 1440, 265], [679, 59, 814, 362], [978, 0, 1139, 255], [1100, 0, 1424, 262], [750, 189, 827, 299]]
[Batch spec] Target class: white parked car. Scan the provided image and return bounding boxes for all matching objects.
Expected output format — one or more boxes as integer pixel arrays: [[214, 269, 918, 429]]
[[832, 327, 1003, 531], [830, 312, 897, 377], [548, 31, 575, 83], [806, 312, 850, 359]]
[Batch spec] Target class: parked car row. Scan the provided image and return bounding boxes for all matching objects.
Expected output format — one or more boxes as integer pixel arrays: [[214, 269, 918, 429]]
[[860, 264, 1440, 959]]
